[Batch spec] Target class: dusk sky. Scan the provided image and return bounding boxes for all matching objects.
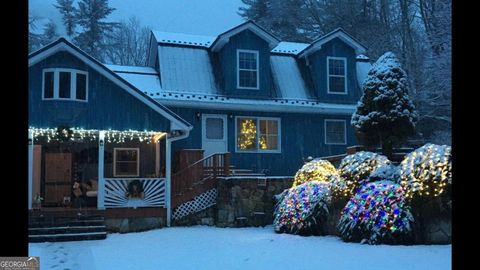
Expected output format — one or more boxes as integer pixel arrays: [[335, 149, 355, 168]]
[[29, 0, 245, 36]]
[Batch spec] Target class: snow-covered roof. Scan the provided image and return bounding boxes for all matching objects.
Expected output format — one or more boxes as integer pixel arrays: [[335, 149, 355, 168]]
[[356, 59, 372, 89], [105, 64, 158, 75], [271, 42, 309, 55], [152, 31, 216, 48], [158, 45, 218, 95], [299, 28, 368, 57], [270, 55, 312, 100]]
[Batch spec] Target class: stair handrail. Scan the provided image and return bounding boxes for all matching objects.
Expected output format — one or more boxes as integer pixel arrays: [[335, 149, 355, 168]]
[[172, 152, 230, 177]]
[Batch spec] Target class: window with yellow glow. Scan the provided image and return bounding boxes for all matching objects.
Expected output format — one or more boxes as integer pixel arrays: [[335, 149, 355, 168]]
[[236, 117, 280, 152]]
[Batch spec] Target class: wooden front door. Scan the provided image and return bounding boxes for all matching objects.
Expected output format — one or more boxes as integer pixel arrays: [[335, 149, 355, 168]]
[[44, 153, 72, 206]]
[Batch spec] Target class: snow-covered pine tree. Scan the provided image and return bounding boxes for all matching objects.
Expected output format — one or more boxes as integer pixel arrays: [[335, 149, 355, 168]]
[[54, 0, 77, 37], [74, 0, 117, 61], [41, 20, 60, 46], [351, 52, 418, 158]]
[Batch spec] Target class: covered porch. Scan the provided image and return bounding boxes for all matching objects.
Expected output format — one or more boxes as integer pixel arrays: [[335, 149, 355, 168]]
[[28, 127, 179, 224]]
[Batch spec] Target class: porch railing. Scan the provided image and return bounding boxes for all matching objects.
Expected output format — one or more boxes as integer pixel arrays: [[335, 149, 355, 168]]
[[104, 178, 166, 208], [172, 152, 230, 208]]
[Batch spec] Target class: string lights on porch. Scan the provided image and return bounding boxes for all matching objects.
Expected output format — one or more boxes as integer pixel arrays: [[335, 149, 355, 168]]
[[29, 127, 166, 144]]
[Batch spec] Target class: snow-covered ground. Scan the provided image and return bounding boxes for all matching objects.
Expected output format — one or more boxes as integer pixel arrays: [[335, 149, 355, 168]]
[[29, 226, 451, 270]]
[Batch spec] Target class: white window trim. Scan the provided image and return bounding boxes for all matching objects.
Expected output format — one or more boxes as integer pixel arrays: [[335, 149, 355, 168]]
[[235, 116, 281, 153], [42, 68, 89, 102], [326, 56, 348, 95], [236, 49, 260, 90], [324, 119, 347, 145], [113, 148, 140, 177]]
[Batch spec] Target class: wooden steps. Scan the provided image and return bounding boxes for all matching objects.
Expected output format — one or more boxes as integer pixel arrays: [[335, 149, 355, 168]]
[[29, 211, 107, 242]]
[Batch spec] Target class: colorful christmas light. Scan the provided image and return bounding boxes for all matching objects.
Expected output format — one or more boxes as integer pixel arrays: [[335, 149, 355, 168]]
[[274, 181, 331, 235], [337, 180, 414, 244]]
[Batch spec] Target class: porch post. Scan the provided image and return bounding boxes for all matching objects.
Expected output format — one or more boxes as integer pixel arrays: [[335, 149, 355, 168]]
[[28, 129, 33, 210], [98, 131, 105, 209], [165, 137, 172, 227]]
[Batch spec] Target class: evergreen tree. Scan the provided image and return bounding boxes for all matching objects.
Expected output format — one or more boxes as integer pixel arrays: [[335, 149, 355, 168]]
[[74, 0, 117, 61], [54, 0, 77, 37], [351, 52, 418, 158], [29, 14, 42, 52], [41, 20, 60, 45]]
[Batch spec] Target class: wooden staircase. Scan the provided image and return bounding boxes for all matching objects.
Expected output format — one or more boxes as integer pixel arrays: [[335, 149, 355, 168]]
[[29, 209, 107, 242]]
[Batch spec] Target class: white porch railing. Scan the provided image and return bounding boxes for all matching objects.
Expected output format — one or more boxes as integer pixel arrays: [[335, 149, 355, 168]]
[[104, 178, 166, 208]]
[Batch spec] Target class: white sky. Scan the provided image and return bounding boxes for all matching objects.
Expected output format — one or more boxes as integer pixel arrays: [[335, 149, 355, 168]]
[[29, 0, 246, 36]]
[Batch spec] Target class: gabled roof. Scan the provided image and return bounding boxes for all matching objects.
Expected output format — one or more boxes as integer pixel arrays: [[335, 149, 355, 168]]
[[210, 20, 280, 52], [29, 38, 192, 132], [298, 28, 368, 58]]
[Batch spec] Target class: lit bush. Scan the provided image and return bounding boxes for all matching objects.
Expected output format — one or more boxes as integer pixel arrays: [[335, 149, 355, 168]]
[[332, 152, 391, 198], [293, 159, 338, 187], [274, 181, 331, 235], [399, 143, 452, 199], [337, 181, 414, 244]]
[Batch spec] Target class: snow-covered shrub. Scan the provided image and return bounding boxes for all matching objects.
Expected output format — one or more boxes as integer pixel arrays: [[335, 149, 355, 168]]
[[369, 164, 400, 183], [292, 159, 338, 187], [337, 181, 414, 244], [399, 143, 452, 199], [332, 152, 391, 198], [274, 181, 331, 235]]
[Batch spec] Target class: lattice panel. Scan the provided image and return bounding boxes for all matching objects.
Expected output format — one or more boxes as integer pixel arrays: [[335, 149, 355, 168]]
[[104, 178, 166, 208], [173, 188, 217, 220]]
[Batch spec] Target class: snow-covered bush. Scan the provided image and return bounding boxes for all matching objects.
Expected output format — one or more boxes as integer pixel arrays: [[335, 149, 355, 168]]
[[292, 159, 338, 187], [274, 181, 331, 235], [331, 152, 391, 198], [351, 52, 418, 156], [337, 181, 414, 244], [399, 143, 452, 199], [369, 164, 400, 183]]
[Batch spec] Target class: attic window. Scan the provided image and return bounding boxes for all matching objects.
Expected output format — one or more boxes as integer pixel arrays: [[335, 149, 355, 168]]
[[327, 57, 347, 94], [237, 49, 259, 89], [42, 68, 88, 101]]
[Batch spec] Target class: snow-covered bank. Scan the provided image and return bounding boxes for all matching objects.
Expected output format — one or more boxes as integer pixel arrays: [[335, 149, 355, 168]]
[[29, 225, 451, 270]]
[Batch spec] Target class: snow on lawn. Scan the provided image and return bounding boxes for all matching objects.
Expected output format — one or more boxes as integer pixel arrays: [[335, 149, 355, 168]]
[[29, 225, 451, 270]]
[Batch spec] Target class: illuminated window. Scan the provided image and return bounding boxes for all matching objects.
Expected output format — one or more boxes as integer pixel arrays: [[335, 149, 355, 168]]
[[327, 57, 347, 94], [114, 148, 140, 177], [236, 117, 280, 152], [237, 49, 259, 89]]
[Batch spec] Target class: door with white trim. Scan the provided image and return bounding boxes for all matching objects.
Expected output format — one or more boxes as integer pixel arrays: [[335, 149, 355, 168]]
[[202, 114, 228, 157]]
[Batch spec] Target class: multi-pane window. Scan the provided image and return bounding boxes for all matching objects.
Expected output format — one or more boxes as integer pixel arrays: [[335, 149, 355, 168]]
[[327, 57, 347, 94], [236, 117, 280, 152], [42, 69, 88, 101], [325, 120, 346, 145], [237, 50, 259, 89], [114, 148, 140, 177]]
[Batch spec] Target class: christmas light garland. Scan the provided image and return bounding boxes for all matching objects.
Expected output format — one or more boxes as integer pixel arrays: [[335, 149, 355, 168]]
[[29, 127, 166, 144], [332, 152, 391, 198], [274, 181, 331, 235], [337, 180, 414, 244], [399, 143, 452, 199], [293, 159, 339, 187]]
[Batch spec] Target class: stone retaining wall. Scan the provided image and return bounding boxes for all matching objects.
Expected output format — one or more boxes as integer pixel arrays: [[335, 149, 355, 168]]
[[216, 177, 293, 227]]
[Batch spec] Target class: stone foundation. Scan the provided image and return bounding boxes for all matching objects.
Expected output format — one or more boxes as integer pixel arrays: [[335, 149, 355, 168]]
[[216, 177, 293, 227]]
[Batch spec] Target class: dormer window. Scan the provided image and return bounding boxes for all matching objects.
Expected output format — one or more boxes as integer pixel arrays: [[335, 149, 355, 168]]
[[42, 68, 88, 101], [327, 57, 347, 94], [237, 49, 259, 89]]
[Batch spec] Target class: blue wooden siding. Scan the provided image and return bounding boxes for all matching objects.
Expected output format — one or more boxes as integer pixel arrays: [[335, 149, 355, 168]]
[[308, 38, 361, 104], [29, 51, 171, 131], [217, 29, 273, 98], [168, 107, 356, 176]]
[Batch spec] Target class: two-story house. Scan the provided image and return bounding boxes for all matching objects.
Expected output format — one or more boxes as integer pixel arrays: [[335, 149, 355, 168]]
[[28, 20, 371, 231]]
